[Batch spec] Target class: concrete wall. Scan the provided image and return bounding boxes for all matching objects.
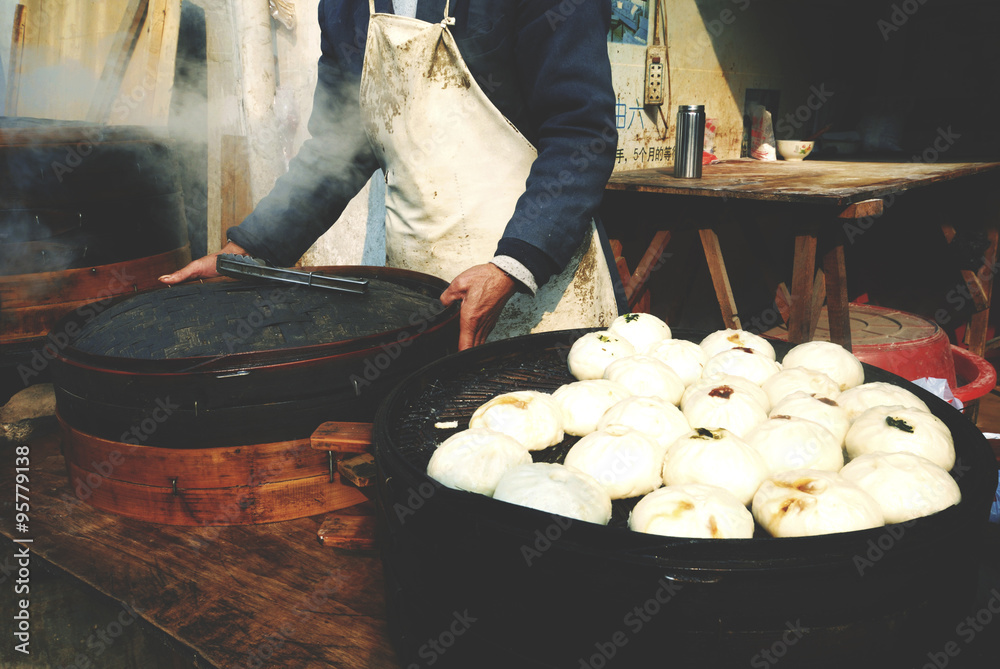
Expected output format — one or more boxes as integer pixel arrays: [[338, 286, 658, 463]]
[[610, 0, 833, 171]]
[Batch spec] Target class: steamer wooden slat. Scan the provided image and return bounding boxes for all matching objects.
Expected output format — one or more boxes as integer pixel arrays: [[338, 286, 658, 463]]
[[0, 246, 190, 343], [61, 417, 329, 487], [0, 246, 190, 308], [311, 421, 373, 452], [66, 462, 367, 525]]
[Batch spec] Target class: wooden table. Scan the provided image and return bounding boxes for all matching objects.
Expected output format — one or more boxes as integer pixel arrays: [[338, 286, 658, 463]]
[[607, 159, 1000, 357], [0, 418, 398, 668]]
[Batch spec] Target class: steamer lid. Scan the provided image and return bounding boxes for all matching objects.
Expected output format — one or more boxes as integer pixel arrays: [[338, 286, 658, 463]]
[[70, 277, 446, 360]]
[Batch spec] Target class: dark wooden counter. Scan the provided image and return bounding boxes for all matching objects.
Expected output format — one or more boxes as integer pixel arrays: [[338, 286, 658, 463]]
[[0, 418, 398, 668]]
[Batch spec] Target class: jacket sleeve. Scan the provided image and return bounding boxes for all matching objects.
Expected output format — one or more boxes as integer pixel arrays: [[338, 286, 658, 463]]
[[493, 0, 618, 287], [227, 1, 380, 267]]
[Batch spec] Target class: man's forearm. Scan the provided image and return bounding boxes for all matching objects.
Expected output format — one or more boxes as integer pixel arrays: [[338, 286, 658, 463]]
[[227, 138, 378, 266]]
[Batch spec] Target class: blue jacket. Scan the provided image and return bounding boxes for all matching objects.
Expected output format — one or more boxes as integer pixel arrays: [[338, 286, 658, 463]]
[[229, 0, 619, 291]]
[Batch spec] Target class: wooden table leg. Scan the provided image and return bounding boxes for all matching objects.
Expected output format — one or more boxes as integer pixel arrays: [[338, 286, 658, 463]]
[[809, 269, 827, 338], [788, 231, 818, 343], [625, 230, 672, 311], [818, 199, 882, 349], [698, 227, 741, 329], [823, 242, 852, 350]]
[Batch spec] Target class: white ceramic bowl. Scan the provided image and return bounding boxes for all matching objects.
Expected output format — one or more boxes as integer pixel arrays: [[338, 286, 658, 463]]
[[777, 140, 814, 161]]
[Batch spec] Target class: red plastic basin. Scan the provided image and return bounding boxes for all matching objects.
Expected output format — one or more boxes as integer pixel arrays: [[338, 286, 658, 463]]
[[804, 304, 996, 407], [951, 344, 998, 405]]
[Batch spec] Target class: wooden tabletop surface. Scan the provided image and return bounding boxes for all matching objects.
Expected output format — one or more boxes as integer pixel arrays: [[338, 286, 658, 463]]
[[606, 159, 1000, 206], [1, 419, 398, 668]]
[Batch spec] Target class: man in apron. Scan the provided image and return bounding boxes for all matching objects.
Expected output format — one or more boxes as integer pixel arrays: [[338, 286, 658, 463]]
[[161, 0, 625, 349]]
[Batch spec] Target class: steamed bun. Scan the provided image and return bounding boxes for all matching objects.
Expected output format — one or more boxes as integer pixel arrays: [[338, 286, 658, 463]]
[[629, 483, 755, 539], [552, 380, 632, 437], [781, 341, 864, 391], [701, 347, 782, 386], [743, 416, 844, 475], [662, 427, 769, 506], [564, 426, 663, 499], [752, 469, 884, 537], [607, 312, 671, 354], [648, 338, 708, 386], [699, 329, 776, 361], [597, 395, 691, 455], [427, 428, 532, 496], [770, 391, 851, 445], [469, 390, 564, 451], [761, 367, 841, 407], [844, 405, 955, 470], [493, 463, 613, 525], [840, 451, 961, 523], [836, 382, 930, 422], [682, 383, 768, 438], [567, 331, 636, 381], [603, 355, 685, 405]]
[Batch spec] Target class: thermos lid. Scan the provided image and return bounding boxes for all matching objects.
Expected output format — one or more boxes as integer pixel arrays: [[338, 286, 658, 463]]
[[678, 104, 705, 112]]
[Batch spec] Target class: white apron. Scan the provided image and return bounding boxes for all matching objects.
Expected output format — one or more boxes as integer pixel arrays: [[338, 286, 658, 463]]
[[358, 0, 618, 340]]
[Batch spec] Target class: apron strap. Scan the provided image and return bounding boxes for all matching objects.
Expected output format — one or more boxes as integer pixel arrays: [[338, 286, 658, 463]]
[[442, 1, 455, 26], [370, 0, 455, 25]]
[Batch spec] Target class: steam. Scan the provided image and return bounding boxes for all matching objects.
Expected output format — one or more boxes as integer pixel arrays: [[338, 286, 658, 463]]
[[0, 0, 373, 278], [7, 55, 99, 119]]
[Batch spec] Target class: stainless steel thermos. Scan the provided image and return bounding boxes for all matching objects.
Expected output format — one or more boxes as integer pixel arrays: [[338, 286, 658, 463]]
[[673, 104, 706, 178]]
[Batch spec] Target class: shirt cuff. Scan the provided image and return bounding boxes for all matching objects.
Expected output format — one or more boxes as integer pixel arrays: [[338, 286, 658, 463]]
[[494, 237, 561, 288], [226, 227, 275, 265], [491, 256, 538, 295]]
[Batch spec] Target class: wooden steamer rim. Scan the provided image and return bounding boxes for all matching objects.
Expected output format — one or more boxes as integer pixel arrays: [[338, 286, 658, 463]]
[[59, 415, 368, 526], [1, 246, 191, 345], [48, 265, 460, 448]]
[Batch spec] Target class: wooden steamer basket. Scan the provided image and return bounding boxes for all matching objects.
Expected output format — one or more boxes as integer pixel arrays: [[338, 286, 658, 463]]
[[50, 266, 458, 525], [0, 120, 191, 401], [373, 328, 999, 669]]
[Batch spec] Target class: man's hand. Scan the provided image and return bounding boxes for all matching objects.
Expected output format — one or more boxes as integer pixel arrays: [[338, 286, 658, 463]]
[[159, 241, 247, 285], [440, 263, 518, 350]]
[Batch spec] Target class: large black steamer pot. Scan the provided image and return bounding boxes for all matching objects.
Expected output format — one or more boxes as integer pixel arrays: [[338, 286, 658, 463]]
[[0, 119, 188, 274], [373, 329, 998, 669], [0, 119, 191, 403]]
